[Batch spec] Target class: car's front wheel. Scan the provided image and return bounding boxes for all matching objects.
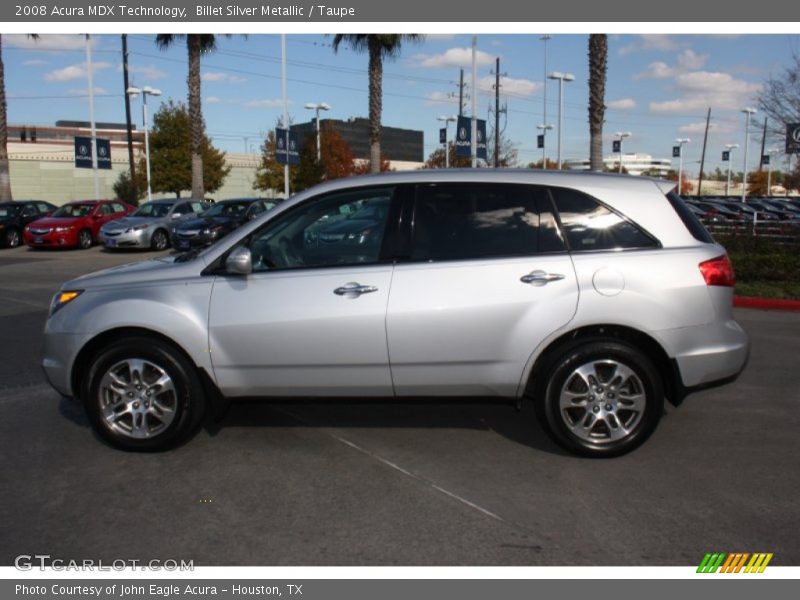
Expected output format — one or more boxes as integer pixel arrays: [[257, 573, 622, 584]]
[[150, 229, 169, 251], [83, 337, 206, 451], [535, 340, 663, 457], [5, 227, 21, 248], [77, 229, 92, 250]]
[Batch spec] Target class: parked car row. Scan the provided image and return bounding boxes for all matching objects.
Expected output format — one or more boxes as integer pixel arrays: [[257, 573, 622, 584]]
[[681, 196, 800, 224], [0, 197, 278, 251]]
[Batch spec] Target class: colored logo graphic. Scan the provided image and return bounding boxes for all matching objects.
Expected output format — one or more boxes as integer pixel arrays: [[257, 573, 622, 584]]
[[697, 552, 773, 573]]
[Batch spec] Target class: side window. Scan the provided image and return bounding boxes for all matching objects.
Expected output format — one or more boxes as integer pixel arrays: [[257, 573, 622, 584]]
[[191, 201, 205, 213], [173, 202, 191, 216], [245, 201, 265, 219], [111, 202, 126, 213], [550, 187, 658, 251], [411, 183, 561, 261], [36, 203, 51, 213], [21, 204, 37, 217], [248, 187, 394, 272], [98, 204, 113, 216]]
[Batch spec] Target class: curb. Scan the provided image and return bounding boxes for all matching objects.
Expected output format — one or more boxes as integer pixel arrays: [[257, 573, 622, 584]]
[[733, 296, 800, 311]]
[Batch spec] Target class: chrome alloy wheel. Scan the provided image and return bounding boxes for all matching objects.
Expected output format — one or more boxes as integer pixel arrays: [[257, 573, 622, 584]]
[[98, 358, 177, 439], [558, 359, 646, 444]]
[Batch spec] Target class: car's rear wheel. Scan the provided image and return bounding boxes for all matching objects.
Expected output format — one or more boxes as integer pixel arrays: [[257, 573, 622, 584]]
[[83, 337, 206, 451], [534, 340, 663, 457], [150, 229, 168, 251], [5, 227, 20, 248], [77, 229, 92, 250]]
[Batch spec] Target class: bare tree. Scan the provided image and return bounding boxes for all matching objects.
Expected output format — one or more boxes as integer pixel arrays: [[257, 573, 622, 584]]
[[758, 52, 800, 137]]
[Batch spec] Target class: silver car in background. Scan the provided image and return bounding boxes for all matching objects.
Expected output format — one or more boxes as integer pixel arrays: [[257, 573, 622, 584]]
[[43, 171, 749, 457], [99, 199, 207, 250]]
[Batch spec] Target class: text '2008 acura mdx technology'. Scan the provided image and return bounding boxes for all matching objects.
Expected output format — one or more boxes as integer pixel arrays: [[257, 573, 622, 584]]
[[42, 171, 749, 457]]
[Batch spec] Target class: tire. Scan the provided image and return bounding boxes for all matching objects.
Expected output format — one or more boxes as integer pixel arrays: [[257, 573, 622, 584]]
[[82, 336, 206, 451], [5, 227, 21, 248], [150, 229, 169, 251], [77, 229, 93, 250], [533, 340, 663, 458]]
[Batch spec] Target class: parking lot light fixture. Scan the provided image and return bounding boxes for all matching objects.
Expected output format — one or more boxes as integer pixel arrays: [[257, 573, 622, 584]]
[[437, 115, 457, 168], [127, 85, 162, 203], [741, 107, 757, 202], [548, 71, 574, 169], [675, 138, 690, 194], [304, 102, 331, 162], [615, 132, 632, 174]]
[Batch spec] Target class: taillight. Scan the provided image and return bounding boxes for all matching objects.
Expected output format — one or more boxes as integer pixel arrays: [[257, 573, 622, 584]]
[[699, 255, 735, 287]]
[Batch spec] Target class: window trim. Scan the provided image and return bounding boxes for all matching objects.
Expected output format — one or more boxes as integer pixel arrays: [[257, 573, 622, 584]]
[[203, 184, 406, 277], [547, 186, 662, 253]]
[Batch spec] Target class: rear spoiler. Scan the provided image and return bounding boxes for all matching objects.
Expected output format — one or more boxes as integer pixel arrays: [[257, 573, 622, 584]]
[[653, 179, 678, 195]]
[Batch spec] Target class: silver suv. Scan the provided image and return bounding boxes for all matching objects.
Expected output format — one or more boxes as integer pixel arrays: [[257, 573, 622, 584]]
[[43, 171, 749, 456]]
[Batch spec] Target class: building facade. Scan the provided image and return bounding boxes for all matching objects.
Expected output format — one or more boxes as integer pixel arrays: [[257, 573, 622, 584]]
[[566, 153, 672, 176]]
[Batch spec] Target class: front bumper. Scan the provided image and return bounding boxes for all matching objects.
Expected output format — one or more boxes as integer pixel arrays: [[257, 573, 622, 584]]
[[100, 229, 149, 248], [172, 232, 216, 250], [24, 230, 79, 248]]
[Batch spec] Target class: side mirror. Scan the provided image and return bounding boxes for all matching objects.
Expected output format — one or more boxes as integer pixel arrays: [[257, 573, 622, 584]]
[[225, 246, 252, 276]]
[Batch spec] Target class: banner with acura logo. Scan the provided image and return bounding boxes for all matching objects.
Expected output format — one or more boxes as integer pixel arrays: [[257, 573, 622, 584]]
[[455, 116, 487, 160]]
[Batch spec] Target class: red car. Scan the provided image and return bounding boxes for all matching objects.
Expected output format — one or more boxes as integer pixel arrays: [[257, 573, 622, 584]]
[[24, 200, 134, 249]]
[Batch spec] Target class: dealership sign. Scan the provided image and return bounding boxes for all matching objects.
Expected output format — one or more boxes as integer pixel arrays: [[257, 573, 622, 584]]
[[455, 116, 487, 160], [722, 150, 730, 162], [786, 123, 800, 154], [74, 136, 111, 169], [275, 128, 300, 165]]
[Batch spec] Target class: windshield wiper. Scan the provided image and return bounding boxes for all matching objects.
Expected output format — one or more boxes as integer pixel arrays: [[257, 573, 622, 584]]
[[174, 248, 201, 263]]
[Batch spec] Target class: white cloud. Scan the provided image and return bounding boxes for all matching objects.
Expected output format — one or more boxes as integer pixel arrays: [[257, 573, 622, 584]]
[[44, 61, 112, 82], [607, 98, 637, 110], [4, 34, 93, 51], [678, 120, 736, 135], [23, 59, 48, 67], [424, 91, 459, 106], [415, 47, 495, 69], [478, 76, 541, 97], [66, 86, 109, 96], [242, 98, 286, 109], [619, 34, 685, 57], [635, 50, 708, 80], [122, 64, 168, 81], [635, 61, 674, 80], [202, 71, 246, 84], [649, 71, 762, 113], [206, 96, 223, 104], [677, 49, 708, 70]]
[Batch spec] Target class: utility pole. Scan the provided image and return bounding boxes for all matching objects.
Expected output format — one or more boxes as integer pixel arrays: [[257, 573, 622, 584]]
[[121, 34, 137, 201], [758, 117, 768, 172], [281, 34, 289, 198], [85, 34, 100, 200], [458, 69, 464, 117], [471, 35, 477, 169], [697, 107, 711, 196], [494, 57, 500, 168]]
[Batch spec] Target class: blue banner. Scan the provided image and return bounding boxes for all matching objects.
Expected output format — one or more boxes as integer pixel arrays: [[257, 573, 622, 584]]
[[74, 136, 111, 170], [275, 127, 300, 165], [454, 116, 487, 160]]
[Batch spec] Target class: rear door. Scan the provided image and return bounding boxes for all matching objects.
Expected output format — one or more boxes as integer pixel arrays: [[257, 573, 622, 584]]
[[386, 182, 579, 397]]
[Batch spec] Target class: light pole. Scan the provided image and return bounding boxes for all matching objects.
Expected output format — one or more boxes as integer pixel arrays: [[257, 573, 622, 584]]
[[765, 147, 779, 195], [126, 85, 161, 203], [615, 131, 631, 174], [304, 102, 330, 163], [741, 107, 757, 202], [437, 115, 457, 168], [675, 138, 690, 194], [537, 124, 554, 168], [548, 71, 574, 169], [539, 35, 552, 168], [724, 143, 739, 196]]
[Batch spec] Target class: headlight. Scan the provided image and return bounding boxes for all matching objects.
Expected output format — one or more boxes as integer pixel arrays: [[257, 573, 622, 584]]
[[126, 224, 150, 233], [50, 290, 83, 316], [54, 226, 73, 233]]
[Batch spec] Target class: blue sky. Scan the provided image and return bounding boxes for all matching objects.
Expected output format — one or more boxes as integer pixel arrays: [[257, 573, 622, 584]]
[[3, 33, 799, 174]]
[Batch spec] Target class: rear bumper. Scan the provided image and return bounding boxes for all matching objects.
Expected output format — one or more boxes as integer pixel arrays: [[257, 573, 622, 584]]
[[656, 318, 749, 389]]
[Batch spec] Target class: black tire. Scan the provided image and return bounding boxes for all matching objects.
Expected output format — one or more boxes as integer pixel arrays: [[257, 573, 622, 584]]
[[150, 229, 169, 251], [77, 229, 93, 250], [82, 336, 206, 451], [5, 227, 21, 248], [533, 340, 663, 458]]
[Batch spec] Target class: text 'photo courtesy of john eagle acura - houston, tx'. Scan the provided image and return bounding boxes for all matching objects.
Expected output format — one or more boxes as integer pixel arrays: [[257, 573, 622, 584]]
[[42, 170, 749, 457]]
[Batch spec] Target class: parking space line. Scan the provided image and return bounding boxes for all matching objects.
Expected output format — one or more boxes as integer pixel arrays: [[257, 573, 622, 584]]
[[274, 407, 505, 523]]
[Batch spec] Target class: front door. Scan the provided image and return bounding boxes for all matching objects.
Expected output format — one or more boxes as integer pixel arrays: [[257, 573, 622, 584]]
[[208, 186, 399, 397]]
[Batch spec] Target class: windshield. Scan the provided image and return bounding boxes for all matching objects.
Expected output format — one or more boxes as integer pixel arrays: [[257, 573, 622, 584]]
[[203, 201, 251, 218], [0, 204, 19, 218], [51, 204, 94, 218], [133, 202, 172, 218], [349, 198, 390, 221]]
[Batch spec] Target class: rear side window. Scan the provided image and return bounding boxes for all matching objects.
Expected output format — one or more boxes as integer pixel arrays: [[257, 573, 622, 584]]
[[411, 183, 565, 261], [666, 191, 714, 243], [550, 187, 658, 251]]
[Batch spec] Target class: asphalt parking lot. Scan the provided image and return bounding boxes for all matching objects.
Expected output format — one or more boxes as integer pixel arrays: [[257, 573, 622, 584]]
[[1, 244, 799, 566]]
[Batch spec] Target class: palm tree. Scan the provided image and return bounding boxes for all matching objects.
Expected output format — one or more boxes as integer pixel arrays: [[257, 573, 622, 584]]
[[332, 35, 422, 173], [0, 34, 38, 201], [588, 34, 608, 172], [156, 34, 223, 200]]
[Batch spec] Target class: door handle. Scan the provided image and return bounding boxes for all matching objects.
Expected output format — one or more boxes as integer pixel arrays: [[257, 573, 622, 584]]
[[333, 282, 379, 297], [520, 270, 565, 285]]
